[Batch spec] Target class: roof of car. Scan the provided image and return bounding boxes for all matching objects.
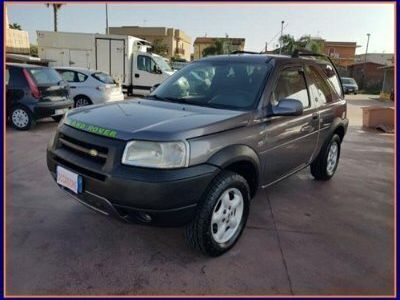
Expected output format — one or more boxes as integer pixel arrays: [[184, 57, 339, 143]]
[[54, 66, 96, 74], [197, 53, 288, 63]]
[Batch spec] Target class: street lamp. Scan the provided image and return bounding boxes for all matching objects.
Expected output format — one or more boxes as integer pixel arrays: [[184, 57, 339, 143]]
[[279, 20, 284, 55]]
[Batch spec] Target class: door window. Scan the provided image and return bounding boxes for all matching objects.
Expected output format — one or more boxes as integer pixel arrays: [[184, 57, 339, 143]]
[[59, 70, 76, 82], [77, 72, 88, 82], [137, 55, 157, 73], [305, 66, 334, 104], [317, 62, 342, 98], [271, 68, 310, 108]]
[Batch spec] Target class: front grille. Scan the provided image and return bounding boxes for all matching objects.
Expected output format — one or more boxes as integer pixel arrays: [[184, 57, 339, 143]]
[[58, 133, 108, 165]]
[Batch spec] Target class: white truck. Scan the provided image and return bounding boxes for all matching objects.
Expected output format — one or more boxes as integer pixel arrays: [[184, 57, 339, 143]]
[[37, 31, 174, 96]]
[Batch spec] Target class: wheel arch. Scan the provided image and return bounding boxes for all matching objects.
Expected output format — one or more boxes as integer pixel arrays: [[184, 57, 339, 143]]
[[73, 94, 92, 103], [207, 144, 261, 198]]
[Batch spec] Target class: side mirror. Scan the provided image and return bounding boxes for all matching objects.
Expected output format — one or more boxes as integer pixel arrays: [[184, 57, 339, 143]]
[[271, 98, 303, 116], [150, 83, 160, 93]]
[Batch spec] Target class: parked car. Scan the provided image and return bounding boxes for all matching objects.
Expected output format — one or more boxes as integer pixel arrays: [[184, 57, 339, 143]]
[[55, 67, 124, 107], [6, 63, 73, 130], [47, 53, 348, 256], [341, 77, 358, 94]]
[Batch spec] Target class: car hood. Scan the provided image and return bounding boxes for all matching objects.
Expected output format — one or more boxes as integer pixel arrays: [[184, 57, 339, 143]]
[[64, 98, 251, 141]]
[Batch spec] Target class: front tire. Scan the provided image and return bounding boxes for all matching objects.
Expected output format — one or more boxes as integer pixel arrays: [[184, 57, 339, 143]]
[[184, 171, 250, 256], [10, 106, 35, 130], [310, 134, 341, 180]]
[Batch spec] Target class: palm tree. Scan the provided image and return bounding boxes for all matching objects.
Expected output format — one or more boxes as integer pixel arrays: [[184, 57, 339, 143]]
[[202, 39, 233, 57], [9, 23, 22, 30], [46, 3, 64, 32], [276, 34, 323, 55]]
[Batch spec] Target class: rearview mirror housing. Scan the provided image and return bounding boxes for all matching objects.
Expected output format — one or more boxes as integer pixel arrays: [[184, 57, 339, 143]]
[[271, 98, 303, 117], [150, 83, 160, 93]]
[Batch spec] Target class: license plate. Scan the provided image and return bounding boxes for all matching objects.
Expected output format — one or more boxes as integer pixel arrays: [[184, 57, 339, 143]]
[[348, 89, 353, 92], [56, 166, 82, 194], [54, 108, 68, 115]]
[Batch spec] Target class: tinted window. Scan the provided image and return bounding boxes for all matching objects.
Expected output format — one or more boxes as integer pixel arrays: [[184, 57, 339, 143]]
[[271, 68, 310, 108], [137, 55, 157, 73], [305, 65, 333, 104], [92, 72, 115, 84], [28, 67, 62, 85], [6, 68, 10, 85], [150, 61, 269, 110]]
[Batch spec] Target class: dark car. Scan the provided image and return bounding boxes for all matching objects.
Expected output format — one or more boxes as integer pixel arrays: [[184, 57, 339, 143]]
[[47, 52, 348, 256], [341, 77, 359, 94], [6, 63, 74, 130]]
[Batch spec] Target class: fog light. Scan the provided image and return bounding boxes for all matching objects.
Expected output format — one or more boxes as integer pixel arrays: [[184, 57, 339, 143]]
[[138, 212, 152, 223]]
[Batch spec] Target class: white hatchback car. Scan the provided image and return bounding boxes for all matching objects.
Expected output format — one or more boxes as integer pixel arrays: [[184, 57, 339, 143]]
[[55, 67, 124, 107]]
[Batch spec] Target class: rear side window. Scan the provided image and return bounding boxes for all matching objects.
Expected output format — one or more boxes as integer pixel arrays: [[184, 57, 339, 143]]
[[317, 62, 342, 97], [92, 72, 115, 84], [271, 68, 310, 108], [28, 67, 62, 85], [305, 65, 334, 104], [77, 73, 88, 82]]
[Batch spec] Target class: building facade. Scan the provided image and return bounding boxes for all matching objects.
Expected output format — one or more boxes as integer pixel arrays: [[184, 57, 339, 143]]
[[193, 37, 245, 60], [5, 5, 30, 55], [348, 62, 385, 92], [355, 53, 394, 66], [322, 41, 358, 67], [109, 26, 191, 61]]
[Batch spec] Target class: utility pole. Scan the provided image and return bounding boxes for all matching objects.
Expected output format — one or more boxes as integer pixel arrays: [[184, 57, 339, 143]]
[[362, 33, 371, 89], [279, 20, 284, 55], [365, 33, 371, 63], [105, 4, 109, 34]]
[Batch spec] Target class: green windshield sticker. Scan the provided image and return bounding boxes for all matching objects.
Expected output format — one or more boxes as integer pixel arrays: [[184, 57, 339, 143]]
[[66, 118, 117, 139]]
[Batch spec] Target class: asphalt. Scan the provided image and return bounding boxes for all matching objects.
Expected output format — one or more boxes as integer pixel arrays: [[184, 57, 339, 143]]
[[5, 95, 395, 296]]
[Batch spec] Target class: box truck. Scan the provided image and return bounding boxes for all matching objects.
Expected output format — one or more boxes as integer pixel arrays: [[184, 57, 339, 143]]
[[37, 31, 174, 96]]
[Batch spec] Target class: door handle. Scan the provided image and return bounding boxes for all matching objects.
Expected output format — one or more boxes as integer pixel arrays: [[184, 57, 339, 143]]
[[312, 113, 319, 120], [135, 74, 140, 78], [70, 86, 76, 89]]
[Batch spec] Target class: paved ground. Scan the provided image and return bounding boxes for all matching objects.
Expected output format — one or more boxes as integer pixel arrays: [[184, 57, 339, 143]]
[[5, 95, 395, 296]]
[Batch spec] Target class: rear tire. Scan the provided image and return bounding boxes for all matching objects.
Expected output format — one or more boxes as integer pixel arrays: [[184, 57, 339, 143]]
[[10, 106, 35, 130], [184, 171, 250, 257], [310, 134, 341, 180], [74, 96, 92, 107]]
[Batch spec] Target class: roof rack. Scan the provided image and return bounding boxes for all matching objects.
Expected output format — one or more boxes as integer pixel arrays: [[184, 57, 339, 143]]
[[230, 50, 263, 55]]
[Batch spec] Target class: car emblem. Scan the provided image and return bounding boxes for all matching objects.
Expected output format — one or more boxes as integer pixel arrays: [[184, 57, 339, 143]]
[[89, 149, 98, 157]]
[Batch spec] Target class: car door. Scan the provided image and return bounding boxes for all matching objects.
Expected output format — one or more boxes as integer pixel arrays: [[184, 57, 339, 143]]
[[261, 65, 320, 186], [132, 54, 163, 95]]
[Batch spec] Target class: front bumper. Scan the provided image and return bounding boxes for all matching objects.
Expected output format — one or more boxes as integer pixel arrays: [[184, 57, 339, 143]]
[[34, 99, 74, 119], [47, 125, 219, 226]]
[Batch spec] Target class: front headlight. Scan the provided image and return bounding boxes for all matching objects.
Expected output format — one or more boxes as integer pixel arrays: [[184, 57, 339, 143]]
[[122, 141, 189, 169]]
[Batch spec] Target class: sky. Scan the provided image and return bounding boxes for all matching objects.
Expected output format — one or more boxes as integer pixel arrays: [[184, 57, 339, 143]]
[[6, 3, 395, 55]]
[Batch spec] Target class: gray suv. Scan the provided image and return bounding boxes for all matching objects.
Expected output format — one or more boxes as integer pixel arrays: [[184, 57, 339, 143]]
[[47, 52, 348, 256]]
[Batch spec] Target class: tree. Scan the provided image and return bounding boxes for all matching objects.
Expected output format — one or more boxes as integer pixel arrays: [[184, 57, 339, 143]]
[[46, 3, 64, 32], [276, 34, 323, 55], [9, 23, 22, 30], [151, 39, 168, 56], [202, 39, 233, 57]]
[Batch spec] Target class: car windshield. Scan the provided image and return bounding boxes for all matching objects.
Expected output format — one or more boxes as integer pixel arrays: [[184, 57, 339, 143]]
[[28, 67, 62, 85], [153, 56, 172, 72], [149, 61, 270, 110], [92, 72, 115, 84], [341, 78, 356, 84]]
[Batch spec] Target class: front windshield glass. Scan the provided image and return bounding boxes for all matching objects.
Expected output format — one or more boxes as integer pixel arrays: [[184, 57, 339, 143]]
[[153, 56, 172, 72], [341, 78, 355, 84], [149, 61, 269, 110]]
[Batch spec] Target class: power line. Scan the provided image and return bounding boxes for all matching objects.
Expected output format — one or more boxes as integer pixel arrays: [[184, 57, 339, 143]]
[[262, 22, 289, 52]]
